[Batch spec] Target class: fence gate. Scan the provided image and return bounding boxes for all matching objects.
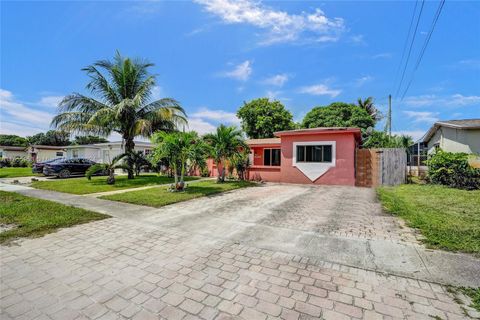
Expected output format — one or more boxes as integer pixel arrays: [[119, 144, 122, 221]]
[[355, 148, 406, 187]]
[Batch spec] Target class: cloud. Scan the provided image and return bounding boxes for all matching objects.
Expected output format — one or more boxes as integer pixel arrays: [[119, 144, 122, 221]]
[[191, 108, 240, 124], [392, 130, 426, 141], [350, 34, 366, 45], [0, 121, 47, 137], [298, 84, 341, 97], [38, 95, 64, 108], [0, 89, 54, 128], [403, 111, 439, 124], [185, 118, 217, 135], [456, 59, 480, 70], [195, 0, 345, 45], [222, 60, 252, 81], [263, 74, 288, 87], [354, 75, 373, 87], [372, 53, 392, 59], [403, 94, 480, 107]]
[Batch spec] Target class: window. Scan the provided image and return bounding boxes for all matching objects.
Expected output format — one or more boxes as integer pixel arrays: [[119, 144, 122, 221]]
[[56, 152, 63, 157], [263, 149, 281, 166], [296, 145, 332, 163], [72, 150, 79, 158], [144, 149, 152, 155]]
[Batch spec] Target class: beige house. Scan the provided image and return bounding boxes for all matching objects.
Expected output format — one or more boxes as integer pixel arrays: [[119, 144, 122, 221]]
[[65, 141, 153, 163], [0, 146, 28, 159], [423, 119, 480, 154], [29, 145, 67, 162]]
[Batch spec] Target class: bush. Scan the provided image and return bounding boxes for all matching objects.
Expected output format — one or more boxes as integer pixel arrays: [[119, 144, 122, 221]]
[[11, 158, 30, 168], [200, 166, 210, 177], [427, 150, 480, 190], [0, 158, 12, 168]]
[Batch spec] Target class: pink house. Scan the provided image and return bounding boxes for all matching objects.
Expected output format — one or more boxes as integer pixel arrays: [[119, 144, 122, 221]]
[[246, 127, 361, 186]]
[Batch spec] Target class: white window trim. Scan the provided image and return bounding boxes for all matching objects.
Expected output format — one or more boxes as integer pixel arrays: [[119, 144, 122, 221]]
[[292, 141, 336, 182]]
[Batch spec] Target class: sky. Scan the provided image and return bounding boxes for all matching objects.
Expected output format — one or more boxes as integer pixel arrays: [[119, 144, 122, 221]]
[[1, 0, 479, 141]]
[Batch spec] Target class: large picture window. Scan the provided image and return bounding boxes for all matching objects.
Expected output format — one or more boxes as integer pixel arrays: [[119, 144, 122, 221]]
[[296, 145, 332, 163], [263, 148, 281, 166]]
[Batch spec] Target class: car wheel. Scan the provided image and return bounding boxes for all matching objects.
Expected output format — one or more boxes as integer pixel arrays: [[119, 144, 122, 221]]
[[59, 169, 71, 179]]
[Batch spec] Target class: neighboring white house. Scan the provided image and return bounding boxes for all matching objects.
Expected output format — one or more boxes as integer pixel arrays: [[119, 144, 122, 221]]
[[29, 145, 67, 162], [423, 119, 480, 154], [65, 141, 153, 163], [0, 146, 28, 159]]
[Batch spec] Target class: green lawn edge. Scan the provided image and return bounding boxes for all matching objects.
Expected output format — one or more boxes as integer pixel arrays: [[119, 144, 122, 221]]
[[0, 191, 109, 244], [0, 167, 39, 178], [377, 184, 480, 255], [31, 174, 200, 195], [101, 180, 256, 208]]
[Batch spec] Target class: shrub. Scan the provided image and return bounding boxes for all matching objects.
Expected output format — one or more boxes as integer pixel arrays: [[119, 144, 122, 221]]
[[11, 158, 30, 168], [427, 150, 480, 190], [0, 158, 12, 168]]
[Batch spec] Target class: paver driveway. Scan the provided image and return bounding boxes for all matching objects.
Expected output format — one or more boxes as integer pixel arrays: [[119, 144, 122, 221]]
[[1, 183, 479, 319]]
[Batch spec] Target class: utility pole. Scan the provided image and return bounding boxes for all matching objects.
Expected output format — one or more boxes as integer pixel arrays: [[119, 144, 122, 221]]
[[384, 94, 392, 136]]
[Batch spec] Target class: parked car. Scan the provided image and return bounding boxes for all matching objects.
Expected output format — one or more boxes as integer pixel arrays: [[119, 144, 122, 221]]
[[32, 158, 64, 174], [43, 158, 98, 178]]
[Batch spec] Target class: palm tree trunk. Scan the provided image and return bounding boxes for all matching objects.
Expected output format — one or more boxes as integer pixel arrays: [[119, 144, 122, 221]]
[[124, 137, 135, 179], [217, 161, 222, 182], [221, 160, 226, 182]]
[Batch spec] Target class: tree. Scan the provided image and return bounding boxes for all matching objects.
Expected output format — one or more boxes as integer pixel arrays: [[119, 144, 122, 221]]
[[51, 51, 186, 179], [357, 97, 381, 122], [150, 131, 207, 191], [27, 130, 70, 146], [86, 153, 128, 185], [73, 135, 108, 145], [237, 98, 295, 139], [204, 125, 247, 182], [363, 131, 413, 148], [301, 102, 375, 130], [126, 150, 150, 176], [0, 134, 28, 147], [229, 149, 250, 180]]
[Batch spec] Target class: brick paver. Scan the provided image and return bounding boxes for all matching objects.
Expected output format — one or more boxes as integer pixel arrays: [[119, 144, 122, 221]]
[[1, 217, 477, 319], [1, 184, 479, 319]]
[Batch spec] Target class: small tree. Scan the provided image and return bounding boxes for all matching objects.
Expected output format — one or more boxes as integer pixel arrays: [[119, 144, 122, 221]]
[[229, 149, 250, 180], [357, 97, 381, 122], [363, 131, 413, 148], [237, 98, 295, 138], [204, 125, 247, 182], [126, 151, 150, 176], [86, 153, 128, 185], [151, 131, 206, 191]]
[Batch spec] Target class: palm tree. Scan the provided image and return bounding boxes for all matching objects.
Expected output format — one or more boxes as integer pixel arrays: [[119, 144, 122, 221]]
[[151, 131, 207, 191], [204, 125, 247, 183], [357, 97, 381, 122], [127, 150, 149, 176], [86, 153, 128, 185], [51, 51, 187, 179]]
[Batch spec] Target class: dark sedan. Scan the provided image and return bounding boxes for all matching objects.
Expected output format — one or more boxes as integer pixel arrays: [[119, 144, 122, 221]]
[[43, 158, 97, 178], [32, 158, 64, 174]]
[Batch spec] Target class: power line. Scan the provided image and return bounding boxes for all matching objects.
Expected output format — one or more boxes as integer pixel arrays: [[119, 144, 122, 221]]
[[401, 0, 446, 100], [394, 0, 425, 99], [392, 0, 419, 93]]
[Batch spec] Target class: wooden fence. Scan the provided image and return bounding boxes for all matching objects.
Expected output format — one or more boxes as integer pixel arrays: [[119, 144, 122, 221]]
[[356, 148, 406, 187]]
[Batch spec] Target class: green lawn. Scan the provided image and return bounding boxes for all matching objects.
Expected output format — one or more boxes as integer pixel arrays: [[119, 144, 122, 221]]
[[31, 174, 200, 195], [377, 184, 480, 255], [101, 180, 255, 207], [0, 167, 38, 178], [0, 191, 109, 244]]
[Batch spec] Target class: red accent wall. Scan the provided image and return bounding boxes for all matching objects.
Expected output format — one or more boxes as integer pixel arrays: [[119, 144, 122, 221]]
[[279, 133, 357, 186]]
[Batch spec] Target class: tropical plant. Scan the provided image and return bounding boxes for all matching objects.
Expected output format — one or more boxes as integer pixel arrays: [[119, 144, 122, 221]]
[[363, 131, 413, 148], [357, 97, 381, 122], [427, 150, 480, 190], [51, 51, 186, 179], [126, 151, 150, 176], [301, 102, 375, 130], [229, 149, 250, 180], [150, 131, 207, 191], [237, 98, 295, 138], [204, 125, 247, 183], [86, 153, 128, 185], [0, 134, 28, 147]]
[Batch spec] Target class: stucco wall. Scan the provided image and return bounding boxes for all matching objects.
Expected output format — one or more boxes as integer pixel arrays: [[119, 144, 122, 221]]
[[427, 127, 480, 154], [0, 149, 28, 158], [279, 133, 357, 186]]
